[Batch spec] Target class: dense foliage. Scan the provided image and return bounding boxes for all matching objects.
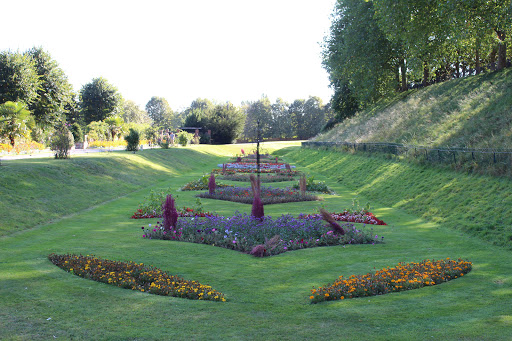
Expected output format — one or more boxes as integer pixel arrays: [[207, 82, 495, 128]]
[[79, 77, 122, 124], [323, 0, 512, 121]]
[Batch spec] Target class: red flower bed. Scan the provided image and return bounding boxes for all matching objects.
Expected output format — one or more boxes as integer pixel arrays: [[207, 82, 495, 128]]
[[298, 210, 386, 225]]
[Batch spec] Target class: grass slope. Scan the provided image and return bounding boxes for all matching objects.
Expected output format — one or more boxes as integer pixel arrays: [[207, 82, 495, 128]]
[[279, 147, 512, 248], [0, 148, 220, 235], [315, 68, 512, 149], [1, 144, 512, 340]]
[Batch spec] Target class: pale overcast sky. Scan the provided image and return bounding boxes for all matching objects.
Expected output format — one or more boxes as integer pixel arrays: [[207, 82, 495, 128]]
[[2, 0, 336, 110]]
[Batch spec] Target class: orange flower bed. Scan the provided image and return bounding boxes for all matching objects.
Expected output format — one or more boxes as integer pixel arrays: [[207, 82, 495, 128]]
[[310, 258, 472, 303]]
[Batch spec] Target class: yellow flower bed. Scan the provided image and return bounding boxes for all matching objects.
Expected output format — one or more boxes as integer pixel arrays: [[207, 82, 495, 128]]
[[0, 142, 44, 154], [48, 253, 226, 302], [88, 140, 149, 148], [310, 258, 472, 303]]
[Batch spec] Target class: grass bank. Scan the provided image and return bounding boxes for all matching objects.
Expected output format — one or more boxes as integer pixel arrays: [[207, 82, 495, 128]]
[[279, 147, 512, 249], [316, 68, 512, 149], [0, 142, 300, 236]]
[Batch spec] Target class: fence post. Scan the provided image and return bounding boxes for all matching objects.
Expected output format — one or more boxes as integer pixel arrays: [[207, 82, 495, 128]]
[[453, 151, 456, 163]]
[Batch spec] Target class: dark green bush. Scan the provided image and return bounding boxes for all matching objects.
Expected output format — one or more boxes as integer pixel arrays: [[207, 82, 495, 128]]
[[125, 128, 140, 152], [50, 123, 74, 159]]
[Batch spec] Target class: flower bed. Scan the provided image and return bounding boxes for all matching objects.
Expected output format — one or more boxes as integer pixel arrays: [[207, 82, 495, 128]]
[[212, 168, 301, 176], [309, 258, 472, 303], [197, 185, 319, 204], [141, 213, 382, 257], [292, 178, 334, 194], [218, 162, 295, 170], [48, 253, 226, 301], [180, 174, 233, 191], [217, 173, 298, 183], [131, 207, 216, 219], [298, 210, 386, 225]]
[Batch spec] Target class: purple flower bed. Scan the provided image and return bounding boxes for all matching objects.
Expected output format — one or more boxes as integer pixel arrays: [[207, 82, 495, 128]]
[[197, 185, 319, 204], [141, 213, 383, 257]]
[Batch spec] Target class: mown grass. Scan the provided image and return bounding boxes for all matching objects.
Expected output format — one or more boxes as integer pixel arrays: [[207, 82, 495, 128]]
[[280, 147, 512, 249], [1, 143, 512, 340], [316, 68, 512, 149]]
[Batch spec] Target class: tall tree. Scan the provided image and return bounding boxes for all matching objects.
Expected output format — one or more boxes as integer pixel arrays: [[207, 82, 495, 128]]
[[243, 95, 272, 139], [270, 98, 292, 139], [122, 99, 151, 124], [323, 0, 395, 108], [25, 47, 74, 127], [145, 96, 173, 128], [0, 51, 40, 105], [207, 102, 246, 144], [290, 97, 326, 139], [79, 77, 121, 124]]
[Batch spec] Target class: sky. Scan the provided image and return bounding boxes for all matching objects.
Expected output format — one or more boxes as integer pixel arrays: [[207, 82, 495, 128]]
[[2, 0, 336, 111]]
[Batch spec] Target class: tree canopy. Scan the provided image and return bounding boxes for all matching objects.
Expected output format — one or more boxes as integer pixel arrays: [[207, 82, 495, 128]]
[[323, 0, 512, 121], [0, 51, 40, 105], [145, 96, 173, 128], [25, 47, 74, 127], [79, 77, 122, 124]]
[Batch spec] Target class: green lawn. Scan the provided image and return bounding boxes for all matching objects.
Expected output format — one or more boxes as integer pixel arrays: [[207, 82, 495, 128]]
[[1, 143, 511, 340]]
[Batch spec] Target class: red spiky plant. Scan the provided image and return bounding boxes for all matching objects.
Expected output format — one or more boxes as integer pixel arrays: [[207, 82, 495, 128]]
[[319, 208, 345, 235], [208, 172, 216, 195], [162, 194, 178, 231], [299, 175, 307, 195], [250, 174, 264, 220]]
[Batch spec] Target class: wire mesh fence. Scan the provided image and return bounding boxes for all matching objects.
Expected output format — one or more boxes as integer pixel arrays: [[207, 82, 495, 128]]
[[302, 141, 512, 173]]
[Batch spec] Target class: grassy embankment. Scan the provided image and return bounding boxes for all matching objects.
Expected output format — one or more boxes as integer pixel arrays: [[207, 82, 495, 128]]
[[1, 143, 512, 340], [316, 68, 512, 149]]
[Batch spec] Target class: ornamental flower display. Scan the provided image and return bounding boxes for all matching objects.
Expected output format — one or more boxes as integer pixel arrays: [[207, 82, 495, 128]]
[[309, 258, 472, 303], [298, 210, 387, 225], [217, 162, 296, 170], [48, 253, 226, 301], [141, 213, 382, 257], [197, 185, 319, 204]]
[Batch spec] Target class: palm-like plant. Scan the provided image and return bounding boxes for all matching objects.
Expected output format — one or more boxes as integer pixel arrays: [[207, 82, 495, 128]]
[[0, 101, 35, 146]]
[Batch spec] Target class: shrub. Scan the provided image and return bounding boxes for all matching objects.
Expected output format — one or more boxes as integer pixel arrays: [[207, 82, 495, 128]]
[[125, 128, 140, 152], [50, 123, 74, 159], [48, 253, 226, 301], [177, 131, 194, 146], [180, 174, 232, 191]]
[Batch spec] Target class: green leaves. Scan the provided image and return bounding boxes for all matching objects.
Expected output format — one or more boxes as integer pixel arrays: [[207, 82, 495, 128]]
[[0, 101, 35, 146]]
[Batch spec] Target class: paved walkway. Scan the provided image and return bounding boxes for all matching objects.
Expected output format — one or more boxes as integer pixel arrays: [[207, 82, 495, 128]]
[[0, 147, 127, 161]]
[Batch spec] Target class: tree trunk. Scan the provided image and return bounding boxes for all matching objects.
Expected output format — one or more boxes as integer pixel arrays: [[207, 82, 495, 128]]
[[455, 52, 460, 78], [395, 64, 400, 91], [496, 30, 507, 70], [400, 59, 407, 91], [489, 45, 498, 71], [423, 61, 429, 87], [475, 38, 481, 75]]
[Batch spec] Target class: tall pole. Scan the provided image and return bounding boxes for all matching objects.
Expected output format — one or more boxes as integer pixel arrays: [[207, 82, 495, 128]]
[[256, 119, 261, 183]]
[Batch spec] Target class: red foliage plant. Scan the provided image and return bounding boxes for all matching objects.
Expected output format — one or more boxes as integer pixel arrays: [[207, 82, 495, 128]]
[[208, 173, 216, 195], [162, 194, 178, 231], [320, 208, 345, 235]]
